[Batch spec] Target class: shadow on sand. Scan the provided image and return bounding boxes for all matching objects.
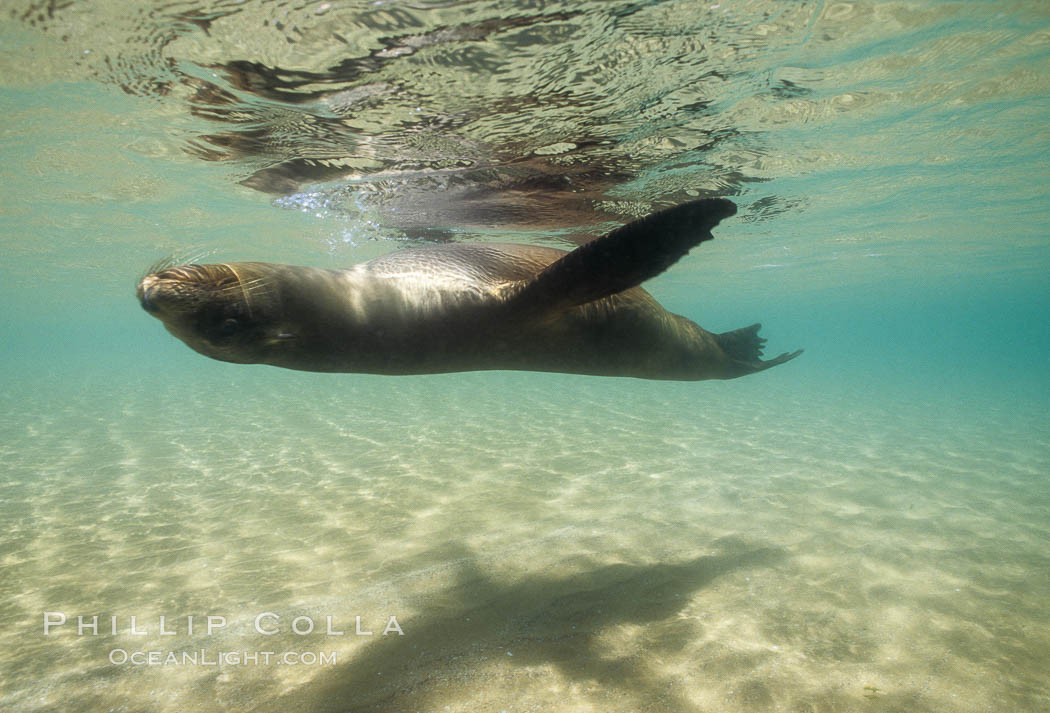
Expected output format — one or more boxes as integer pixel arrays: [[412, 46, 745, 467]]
[[257, 536, 786, 712]]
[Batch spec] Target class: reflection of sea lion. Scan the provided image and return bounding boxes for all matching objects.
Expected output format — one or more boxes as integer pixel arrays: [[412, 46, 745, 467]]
[[137, 198, 801, 380]]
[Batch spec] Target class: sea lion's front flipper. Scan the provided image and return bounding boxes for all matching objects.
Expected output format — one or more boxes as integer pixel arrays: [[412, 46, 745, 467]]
[[505, 198, 737, 316]]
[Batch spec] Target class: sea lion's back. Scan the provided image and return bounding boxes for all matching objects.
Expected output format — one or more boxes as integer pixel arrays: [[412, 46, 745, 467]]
[[359, 243, 569, 291]]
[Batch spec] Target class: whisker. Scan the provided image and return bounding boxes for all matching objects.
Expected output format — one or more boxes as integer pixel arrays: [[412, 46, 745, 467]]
[[142, 256, 176, 280], [217, 274, 273, 297], [180, 247, 216, 265], [217, 277, 263, 295], [240, 277, 272, 295], [141, 247, 216, 279], [222, 263, 254, 318]]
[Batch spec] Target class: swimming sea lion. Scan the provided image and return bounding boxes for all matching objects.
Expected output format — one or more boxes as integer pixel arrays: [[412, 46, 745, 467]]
[[137, 198, 801, 380]]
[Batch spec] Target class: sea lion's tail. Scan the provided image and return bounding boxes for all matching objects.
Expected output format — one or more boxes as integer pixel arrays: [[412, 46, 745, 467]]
[[715, 323, 803, 378]]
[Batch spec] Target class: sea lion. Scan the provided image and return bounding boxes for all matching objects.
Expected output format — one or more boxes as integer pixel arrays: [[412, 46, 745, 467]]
[[137, 198, 801, 380]]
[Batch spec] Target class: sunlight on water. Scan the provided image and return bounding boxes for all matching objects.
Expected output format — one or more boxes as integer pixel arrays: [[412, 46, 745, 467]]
[[1, 0, 1048, 711]]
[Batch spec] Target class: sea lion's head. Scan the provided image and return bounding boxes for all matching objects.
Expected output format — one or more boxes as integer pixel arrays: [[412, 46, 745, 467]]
[[137, 261, 294, 364]]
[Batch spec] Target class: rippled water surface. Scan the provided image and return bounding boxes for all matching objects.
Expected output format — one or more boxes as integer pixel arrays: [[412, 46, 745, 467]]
[[1, 1, 1048, 711]]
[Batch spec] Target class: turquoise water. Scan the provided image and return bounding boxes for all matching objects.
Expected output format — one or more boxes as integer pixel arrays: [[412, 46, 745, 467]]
[[2, 1, 1049, 711]]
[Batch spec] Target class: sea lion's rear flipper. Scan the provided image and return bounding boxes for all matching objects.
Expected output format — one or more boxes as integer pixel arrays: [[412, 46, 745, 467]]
[[716, 323, 804, 377], [505, 198, 737, 316]]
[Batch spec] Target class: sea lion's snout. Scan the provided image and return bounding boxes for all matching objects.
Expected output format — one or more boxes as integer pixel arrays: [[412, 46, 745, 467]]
[[136, 271, 188, 318], [137, 274, 162, 314], [136, 265, 234, 319]]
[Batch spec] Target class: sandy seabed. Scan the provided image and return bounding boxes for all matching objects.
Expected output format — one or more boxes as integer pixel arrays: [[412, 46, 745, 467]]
[[1, 365, 1047, 713]]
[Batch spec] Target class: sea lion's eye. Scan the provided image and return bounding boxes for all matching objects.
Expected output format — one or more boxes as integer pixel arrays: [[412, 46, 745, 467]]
[[216, 318, 239, 337]]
